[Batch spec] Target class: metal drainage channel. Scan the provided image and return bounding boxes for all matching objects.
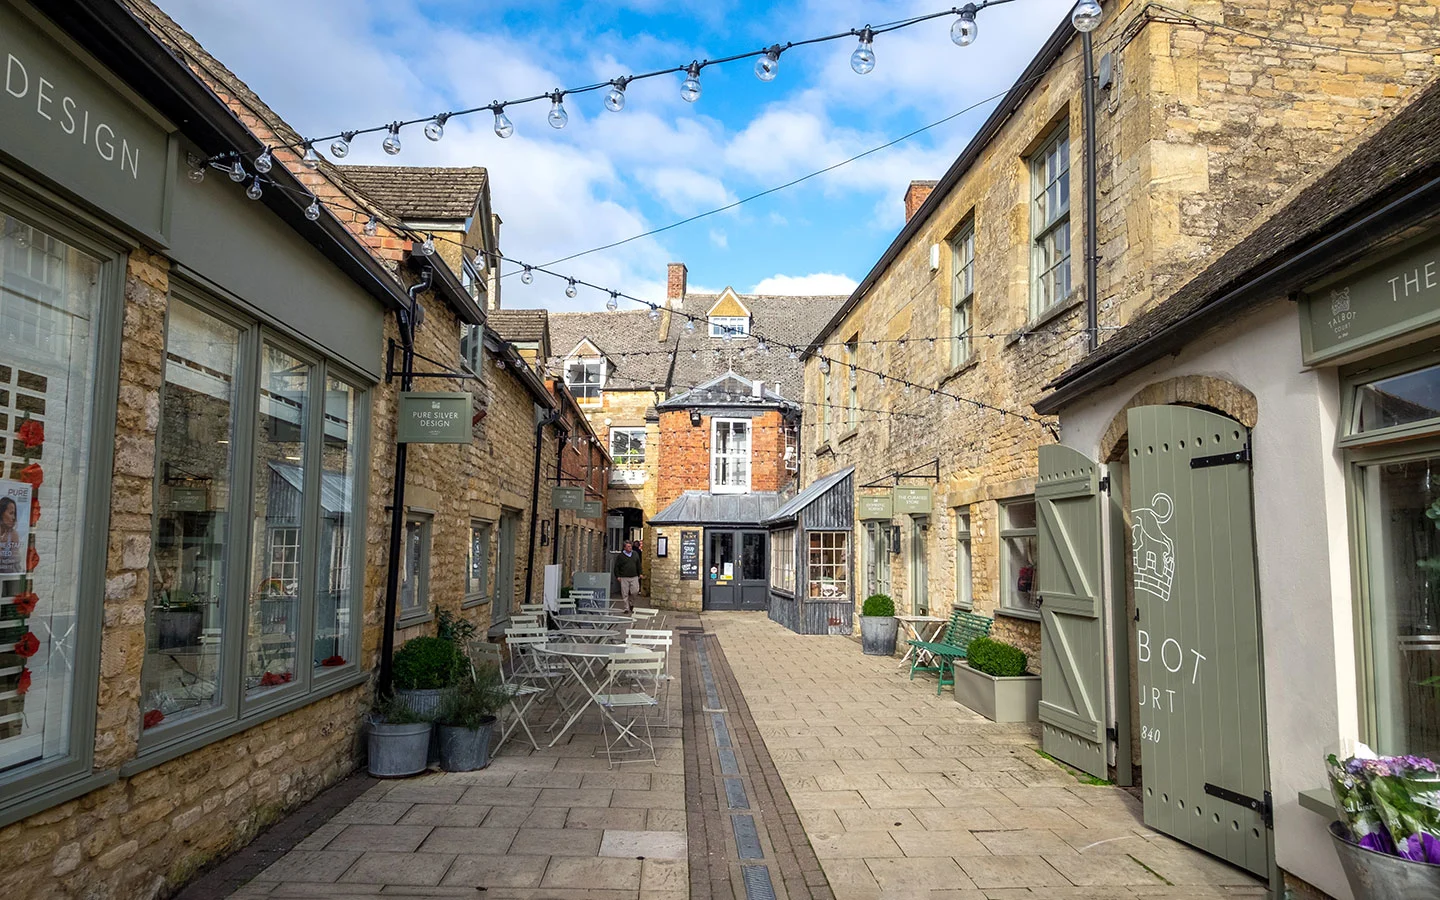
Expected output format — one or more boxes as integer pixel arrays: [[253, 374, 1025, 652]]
[[695, 636, 778, 900]]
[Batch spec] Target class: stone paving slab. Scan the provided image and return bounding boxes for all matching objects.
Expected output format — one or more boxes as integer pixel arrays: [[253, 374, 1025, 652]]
[[705, 612, 1269, 900]]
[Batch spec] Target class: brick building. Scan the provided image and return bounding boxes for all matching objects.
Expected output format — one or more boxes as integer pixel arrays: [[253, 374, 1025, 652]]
[[795, 0, 1438, 893], [546, 264, 841, 604]]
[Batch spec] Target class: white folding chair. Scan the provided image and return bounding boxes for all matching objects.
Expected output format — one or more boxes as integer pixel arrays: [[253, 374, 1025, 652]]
[[518, 603, 546, 616], [593, 651, 665, 768], [631, 607, 663, 629], [556, 599, 578, 616], [624, 628, 675, 726], [510, 613, 542, 630], [506, 627, 587, 730], [466, 640, 544, 752]]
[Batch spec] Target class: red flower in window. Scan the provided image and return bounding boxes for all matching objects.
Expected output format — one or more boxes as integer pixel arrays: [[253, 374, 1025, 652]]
[[12, 592, 37, 616], [25, 546, 38, 572], [15, 668, 30, 696], [16, 420, 43, 450], [320, 655, 346, 667], [143, 709, 164, 729], [16, 464, 42, 489], [258, 671, 293, 687], [29, 496, 39, 527], [14, 632, 39, 658]]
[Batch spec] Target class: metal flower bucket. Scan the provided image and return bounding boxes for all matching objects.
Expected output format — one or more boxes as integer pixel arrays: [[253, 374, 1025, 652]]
[[1330, 821, 1440, 898]]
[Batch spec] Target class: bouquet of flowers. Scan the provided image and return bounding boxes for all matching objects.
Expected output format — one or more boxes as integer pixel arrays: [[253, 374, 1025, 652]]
[[1329, 747, 1440, 863]]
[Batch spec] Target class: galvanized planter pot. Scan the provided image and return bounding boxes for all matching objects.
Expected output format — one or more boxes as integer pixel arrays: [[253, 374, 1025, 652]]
[[859, 615, 898, 655], [952, 663, 1041, 723], [366, 720, 432, 778], [438, 718, 497, 772], [1330, 821, 1440, 898]]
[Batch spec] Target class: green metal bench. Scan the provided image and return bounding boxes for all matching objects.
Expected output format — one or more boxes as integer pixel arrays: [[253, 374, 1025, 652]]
[[907, 609, 993, 695]]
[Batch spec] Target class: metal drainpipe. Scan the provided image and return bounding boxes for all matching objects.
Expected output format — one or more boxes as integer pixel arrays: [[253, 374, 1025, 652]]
[[377, 262, 432, 697], [550, 425, 567, 565], [523, 405, 563, 607], [1082, 30, 1100, 352]]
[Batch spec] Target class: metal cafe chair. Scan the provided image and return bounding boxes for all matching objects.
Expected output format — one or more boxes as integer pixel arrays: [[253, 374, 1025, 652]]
[[464, 640, 544, 752], [623, 628, 676, 726], [505, 627, 573, 721], [591, 651, 665, 768]]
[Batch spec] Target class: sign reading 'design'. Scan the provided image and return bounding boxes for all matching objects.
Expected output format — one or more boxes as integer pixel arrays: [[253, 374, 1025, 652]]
[[397, 392, 471, 443], [894, 486, 933, 515], [1, 2, 173, 241], [579, 500, 603, 518], [1301, 230, 1440, 365], [857, 494, 893, 520], [551, 486, 583, 510]]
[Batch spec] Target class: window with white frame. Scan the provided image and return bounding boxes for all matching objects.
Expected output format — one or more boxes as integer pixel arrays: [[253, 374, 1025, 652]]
[[846, 336, 859, 431], [999, 499, 1038, 615], [399, 513, 431, 621], [955, 510, 973, 609], [771, 529, 796, 593], [466, 520, 491, 605], [951, 223, 975, 367], [784, 419, 799, 473], [565, 357, 605, 401], [609, 427, 646, 467], [711, 418, 751, 492], [709, 315, 749, 338], [1029, 126, 1071, 317], [807, 531, 849, 600], [820, 364, 831, 444]]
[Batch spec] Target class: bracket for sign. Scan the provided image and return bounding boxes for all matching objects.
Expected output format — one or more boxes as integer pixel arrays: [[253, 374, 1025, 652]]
[[386, 339, 485, 385], [1203, 783, 1273, 829], [861, 458, 940, 489]]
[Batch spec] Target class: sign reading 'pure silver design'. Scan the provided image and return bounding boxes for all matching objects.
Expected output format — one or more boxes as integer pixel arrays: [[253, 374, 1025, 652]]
[[396, 392, 471, 443]]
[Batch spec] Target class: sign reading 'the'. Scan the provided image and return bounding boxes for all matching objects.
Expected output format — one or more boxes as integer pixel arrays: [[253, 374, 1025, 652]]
[[397, 392, 471, 443], [894, 486, 933, 515], [1301, 230, 1440, 365]]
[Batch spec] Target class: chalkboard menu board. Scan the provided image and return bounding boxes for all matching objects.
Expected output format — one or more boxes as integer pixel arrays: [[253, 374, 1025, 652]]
[[680, 530, 700, 580]]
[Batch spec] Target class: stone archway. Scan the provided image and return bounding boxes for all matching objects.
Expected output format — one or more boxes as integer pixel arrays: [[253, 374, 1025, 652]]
[[1100, 375, 1258, 463]]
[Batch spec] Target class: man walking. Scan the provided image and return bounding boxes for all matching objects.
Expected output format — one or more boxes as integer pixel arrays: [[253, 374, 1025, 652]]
[[614, 539, 643, 612]]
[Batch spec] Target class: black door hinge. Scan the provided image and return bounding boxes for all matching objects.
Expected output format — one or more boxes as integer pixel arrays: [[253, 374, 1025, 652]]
[[1098, 474, 1111, 493], [1204, 783, 1273, 829], [1190, 440, 1252, 469], [1106, 726, 1118, 743]]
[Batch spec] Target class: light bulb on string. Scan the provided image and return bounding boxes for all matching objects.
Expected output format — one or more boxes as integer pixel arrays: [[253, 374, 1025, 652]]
[[648, 305, 661, 323], [304, 198, 321, 221], [246, 177, 263, 201], [492, 105, 514, 138], [424, 114, 448, 142], [788, 348, 799, 360], [188, 164, 206, 183], [382, 123, 402, 155], [548, 93, 569, 129], [605, 291, 619, 312], [330, 132, 354, 158], [721, 326, 732, 343], [364, 216, 378, 236], [521, 266, 534, 285], [755, 46, 781, 82], [851, 27, 876, 75], [253, 147, 274, 174], [819, 358, 830, 375], [951, 7, 978, 46], [421, 234, 436, 256], [681, 62, 703, 102], [757, 338, 768, 354], [565, 278, 578, 299], [1071, 0, 1103, 32], [300, 142, 320, 169], [605, 78, 628, 112], [228, 157, 247, 182], [684, 318, 696, 334]]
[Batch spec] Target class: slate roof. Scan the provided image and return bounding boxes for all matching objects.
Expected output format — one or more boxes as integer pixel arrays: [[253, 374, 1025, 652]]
[[548, 293, 844, 397], [649, 491, 784, 526], [1039, 75, 1440, 409], [657, 372, 795, 410], [762, 467, 854, 526], [339, 166, 488, 221], [489, 309, 549, 344]]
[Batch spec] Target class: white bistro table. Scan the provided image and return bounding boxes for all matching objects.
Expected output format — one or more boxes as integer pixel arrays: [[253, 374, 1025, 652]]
[[535, 641, 635, 746], [895, 614, 947, 668]]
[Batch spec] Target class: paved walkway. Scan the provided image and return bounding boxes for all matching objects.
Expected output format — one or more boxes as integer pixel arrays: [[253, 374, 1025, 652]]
[[706, 612, 1267, 899]]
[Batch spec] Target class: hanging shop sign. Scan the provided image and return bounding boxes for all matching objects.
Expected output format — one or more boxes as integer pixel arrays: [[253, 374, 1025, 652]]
[[0, 2, 174, 242], [1301, 230, 1440, 365], [551, 486, 583, 509], [397, 392, 472, 443], [858, 494, 893, 519], [679, 530, 700, 580], [894, 486, 933, 514], [579, 500, 603, 518]]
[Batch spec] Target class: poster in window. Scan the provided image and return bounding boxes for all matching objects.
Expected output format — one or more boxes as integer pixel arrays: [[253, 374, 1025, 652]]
[[0, 481, 32, 576]]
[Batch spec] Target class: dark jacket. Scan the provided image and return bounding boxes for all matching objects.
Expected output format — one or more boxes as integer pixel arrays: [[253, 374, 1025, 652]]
[[614, 551, 642, 578]]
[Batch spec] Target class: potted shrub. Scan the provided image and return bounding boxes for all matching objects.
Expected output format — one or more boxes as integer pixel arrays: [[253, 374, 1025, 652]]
[[436, 663, 505, 772], [366, 693, 431, 778], [392, 635, 466, 719], [952, 636, 1041, 723], [859, 594, 898, 656]]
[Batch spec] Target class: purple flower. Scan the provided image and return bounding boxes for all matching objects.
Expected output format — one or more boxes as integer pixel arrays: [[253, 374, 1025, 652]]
[[1402, 832, 1440, 864], [1359, 831, 1398, 856]]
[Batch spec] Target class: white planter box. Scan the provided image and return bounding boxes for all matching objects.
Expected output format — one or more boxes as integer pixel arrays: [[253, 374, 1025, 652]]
[[952, 662, 1041, 723]]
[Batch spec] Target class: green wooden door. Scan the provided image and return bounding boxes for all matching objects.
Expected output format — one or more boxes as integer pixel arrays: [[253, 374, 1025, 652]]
[[1127, 405, 1270, 878], [1037, 444, 1107, 778]]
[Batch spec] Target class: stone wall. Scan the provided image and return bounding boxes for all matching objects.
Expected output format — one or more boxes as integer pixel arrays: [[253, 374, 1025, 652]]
[[646, 531, 703, 612], [802, 0, 1436, 668]]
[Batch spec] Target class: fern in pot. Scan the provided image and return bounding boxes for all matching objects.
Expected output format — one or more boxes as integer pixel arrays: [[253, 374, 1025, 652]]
[[859, 594, 898, 656], [436, 662, 506, 772]]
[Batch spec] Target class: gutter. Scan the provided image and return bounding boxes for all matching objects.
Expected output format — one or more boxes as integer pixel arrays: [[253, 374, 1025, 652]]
[[804, 13, 1079, 356], [1034, 172, 1440, 414], [523, 408, 563, 607]]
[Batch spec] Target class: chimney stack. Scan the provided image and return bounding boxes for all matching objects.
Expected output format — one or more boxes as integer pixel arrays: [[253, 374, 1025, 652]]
[[666, 262, 688, 305], [904, 180, 938, 222]]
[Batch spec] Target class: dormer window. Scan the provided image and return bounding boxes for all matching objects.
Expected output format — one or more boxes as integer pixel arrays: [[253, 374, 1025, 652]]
[[706, 289, 752, 339], [709, 316, 750, 338], [565, 357, 605, 401]]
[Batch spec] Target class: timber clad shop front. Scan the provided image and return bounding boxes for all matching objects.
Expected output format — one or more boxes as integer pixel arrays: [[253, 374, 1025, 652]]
[[0, 1, 415, 894]]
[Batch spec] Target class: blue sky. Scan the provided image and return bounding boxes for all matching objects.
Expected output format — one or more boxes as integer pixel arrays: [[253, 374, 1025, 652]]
[[162, 0, 1079, 311]]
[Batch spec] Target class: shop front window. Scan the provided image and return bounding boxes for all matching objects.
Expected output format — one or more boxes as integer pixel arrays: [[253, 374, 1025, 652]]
[[808, 531, 849, 601], [315, 378, 357, 672], [1000, 498, 1038, 615], [955, 511, 973, 610], [400, 513, 431, 622], [466, 520, 491, 606], [771, 529, 796, 593], [0, 211, 105, 784]]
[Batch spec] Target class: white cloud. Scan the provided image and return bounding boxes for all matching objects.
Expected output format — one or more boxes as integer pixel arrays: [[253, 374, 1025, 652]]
[[750, 273, 857, 295], [708, 229, 728, 249]]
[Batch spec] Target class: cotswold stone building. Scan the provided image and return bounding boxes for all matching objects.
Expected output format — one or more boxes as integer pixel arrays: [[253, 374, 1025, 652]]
[[798, 0, 1437, 893], [547, 264, 842, 601]]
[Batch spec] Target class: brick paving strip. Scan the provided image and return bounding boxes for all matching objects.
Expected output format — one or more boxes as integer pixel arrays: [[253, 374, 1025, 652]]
[[705, 612, 1269, 900]]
